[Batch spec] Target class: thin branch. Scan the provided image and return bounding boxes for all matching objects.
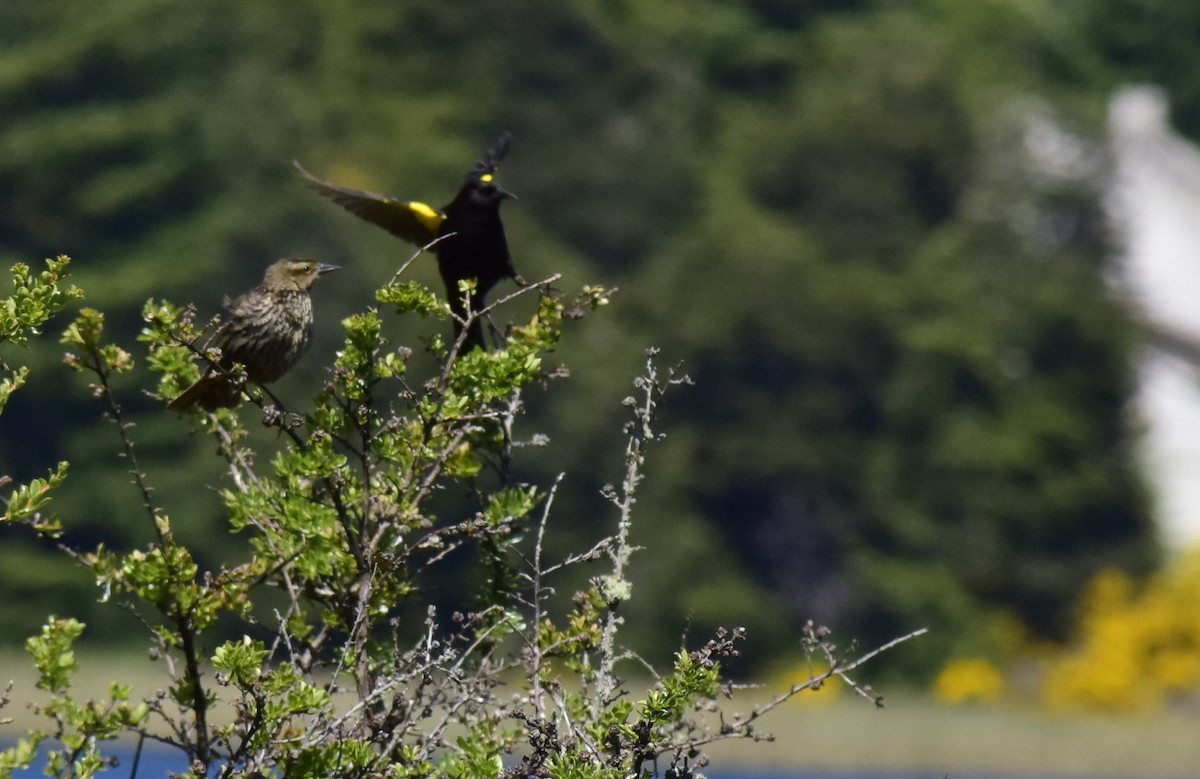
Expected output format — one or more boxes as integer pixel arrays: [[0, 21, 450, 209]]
[[390, 234, 456, 286], [680, 626, 930, 753], [593, 350, 691, 719], [83, 343, 162, 532]]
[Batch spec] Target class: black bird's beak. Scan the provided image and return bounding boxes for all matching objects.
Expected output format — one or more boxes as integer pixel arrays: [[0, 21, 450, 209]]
[[497, 186, 517, 201], [318, 263, 341, 275]]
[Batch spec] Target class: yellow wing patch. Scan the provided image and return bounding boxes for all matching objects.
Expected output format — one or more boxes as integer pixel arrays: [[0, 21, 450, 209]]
[[408, 201, 445, 234]]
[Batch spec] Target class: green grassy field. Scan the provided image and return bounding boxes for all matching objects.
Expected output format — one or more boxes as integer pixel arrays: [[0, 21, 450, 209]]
[[705, 692, 1199, 777], [2, 653, 1196, 777]]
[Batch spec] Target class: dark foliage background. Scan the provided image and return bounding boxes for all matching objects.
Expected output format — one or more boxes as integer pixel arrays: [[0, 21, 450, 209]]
[[3, 0, 1194, 679]]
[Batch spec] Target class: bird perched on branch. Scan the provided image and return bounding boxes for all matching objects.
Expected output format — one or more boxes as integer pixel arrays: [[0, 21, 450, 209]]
[[168, 258, 340, 411], [295, 132, 522, 351]]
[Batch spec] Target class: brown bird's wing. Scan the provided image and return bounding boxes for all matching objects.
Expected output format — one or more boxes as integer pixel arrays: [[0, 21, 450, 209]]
[[294, 161, 444, 246]]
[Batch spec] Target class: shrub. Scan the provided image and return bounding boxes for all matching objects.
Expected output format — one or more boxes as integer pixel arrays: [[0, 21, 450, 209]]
[[1041, 550, 1200, 712], [932, 658, 1005, 705], [1, 255, 922, 779]]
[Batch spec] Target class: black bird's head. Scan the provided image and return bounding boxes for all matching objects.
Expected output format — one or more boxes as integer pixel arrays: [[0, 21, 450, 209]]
[[455, 132, 516, 210]]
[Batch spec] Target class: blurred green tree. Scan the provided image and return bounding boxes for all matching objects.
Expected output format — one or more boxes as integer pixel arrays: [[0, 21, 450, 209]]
[[0, 0, 1178, 677]]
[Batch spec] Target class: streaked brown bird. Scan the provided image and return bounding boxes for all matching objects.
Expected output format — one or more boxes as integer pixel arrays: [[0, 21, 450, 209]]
[[168, 258, 340, 411], [295, 133, 521, 350]]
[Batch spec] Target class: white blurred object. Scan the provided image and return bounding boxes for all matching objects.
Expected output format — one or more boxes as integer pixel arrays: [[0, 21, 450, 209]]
[[1110, 85, 1200, 547]]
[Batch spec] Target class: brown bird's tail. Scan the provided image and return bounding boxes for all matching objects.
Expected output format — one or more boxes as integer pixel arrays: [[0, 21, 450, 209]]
[[167, 374, 242, 411]]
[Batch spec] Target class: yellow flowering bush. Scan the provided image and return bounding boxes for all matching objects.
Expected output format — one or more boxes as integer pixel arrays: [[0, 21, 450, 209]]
[[1041, 548, 1200, 712], [933, 658, 1006, 704]]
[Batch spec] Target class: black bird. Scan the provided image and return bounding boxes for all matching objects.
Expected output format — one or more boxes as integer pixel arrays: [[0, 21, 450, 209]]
[[296, 133, 522, 350]]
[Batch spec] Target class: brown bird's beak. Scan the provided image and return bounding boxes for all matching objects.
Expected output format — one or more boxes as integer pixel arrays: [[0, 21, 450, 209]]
[[318, 263, 341, 275]]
